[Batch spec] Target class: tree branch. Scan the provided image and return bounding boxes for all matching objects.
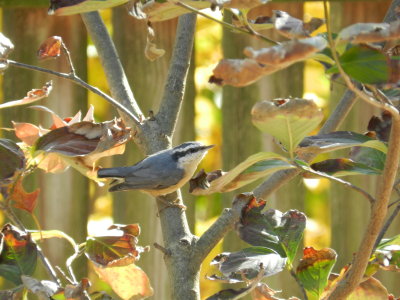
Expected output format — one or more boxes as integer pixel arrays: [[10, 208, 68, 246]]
[[81, 11, 143, 125], [156, 13, 196, 136], [192, 193, 251, 267]]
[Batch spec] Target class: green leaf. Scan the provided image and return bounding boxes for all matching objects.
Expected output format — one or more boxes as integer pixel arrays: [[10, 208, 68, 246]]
[[236, 200, 306, 264], [190, 152, 294, 195], [310, 158, 382, 177], [350, 146, 386, 171], [327, 45, 397, 84], [0, 224, 38, 285], [0, 139, 25, 183], [296, 247, 337, 299], [377, 234, 400, 249], [252, 98, 323, 157], [211, 247, 287, 281], [48, 0, 129, 16], [297, 131, 387, 155]]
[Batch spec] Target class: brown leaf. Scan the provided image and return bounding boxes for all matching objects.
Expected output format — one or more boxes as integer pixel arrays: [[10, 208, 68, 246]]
[[189, 169, 224, 193], [0, 81, 53, 109], [37, 36, 62, 60], [210, 58, 274, 87], [210, 37, 326, 87], [367, 110, 392, 142], [9, 178, 40, 214], [12, 122, 44, 146]]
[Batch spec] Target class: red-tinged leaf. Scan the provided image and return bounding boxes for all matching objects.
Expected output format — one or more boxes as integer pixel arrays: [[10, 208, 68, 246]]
[[296, 247, 337, 298], [0, 81, 53, 109], [92, 263, 153, 300], [34, 119, 131, 157], [0, 224, 38, 285], [9, 178, 40, 214], [108, 224, 140, 237], [85, 224, 146, 267], [0, 139, 25, 183], [37, 36, 62, 60], [12, 122, 45, 146], [0, 32, 14, 71]]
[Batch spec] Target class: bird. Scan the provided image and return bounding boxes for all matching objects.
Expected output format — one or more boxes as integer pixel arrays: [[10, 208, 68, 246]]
[[97, 141, 214, 196]]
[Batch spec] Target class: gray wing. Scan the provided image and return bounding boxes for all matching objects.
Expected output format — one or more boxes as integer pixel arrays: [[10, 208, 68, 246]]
[[109, 158, 184, 191]]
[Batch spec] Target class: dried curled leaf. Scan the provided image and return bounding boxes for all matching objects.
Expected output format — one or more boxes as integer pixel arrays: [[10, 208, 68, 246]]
[[271, 10, 324, 39], [210, 37, 327, 87], [209, 58, 272, 87], [145, 25, 165, 61], [0, 81, 53, 110], [37, 36, 62, 60], [244, 36, 327, 66], [338, 20, 400, 43]]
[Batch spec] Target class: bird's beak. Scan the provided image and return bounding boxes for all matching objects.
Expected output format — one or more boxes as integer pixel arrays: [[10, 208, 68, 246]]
[[204, 145, 215, 150]]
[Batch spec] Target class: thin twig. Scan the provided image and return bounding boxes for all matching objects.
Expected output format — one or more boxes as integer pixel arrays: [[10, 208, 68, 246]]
[[61, 41, 76, 76], [294, 161, 376, 206], [373, 202, 400, 250], [173, 1, 278, 45], [7, 60, 141, 125]]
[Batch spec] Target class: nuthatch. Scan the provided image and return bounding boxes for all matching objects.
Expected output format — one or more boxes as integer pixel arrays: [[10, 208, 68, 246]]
[[97, 141, 214, 196]]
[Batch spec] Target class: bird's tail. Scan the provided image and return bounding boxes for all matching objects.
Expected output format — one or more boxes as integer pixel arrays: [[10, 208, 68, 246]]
[[97, 166, 131, 178]]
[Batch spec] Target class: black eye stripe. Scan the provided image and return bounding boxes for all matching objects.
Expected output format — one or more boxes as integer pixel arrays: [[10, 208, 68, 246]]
[[172, 147, 205, 161]]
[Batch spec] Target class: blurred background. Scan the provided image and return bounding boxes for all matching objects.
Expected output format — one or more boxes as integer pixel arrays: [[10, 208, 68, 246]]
[[0, 0, 399, 299]]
